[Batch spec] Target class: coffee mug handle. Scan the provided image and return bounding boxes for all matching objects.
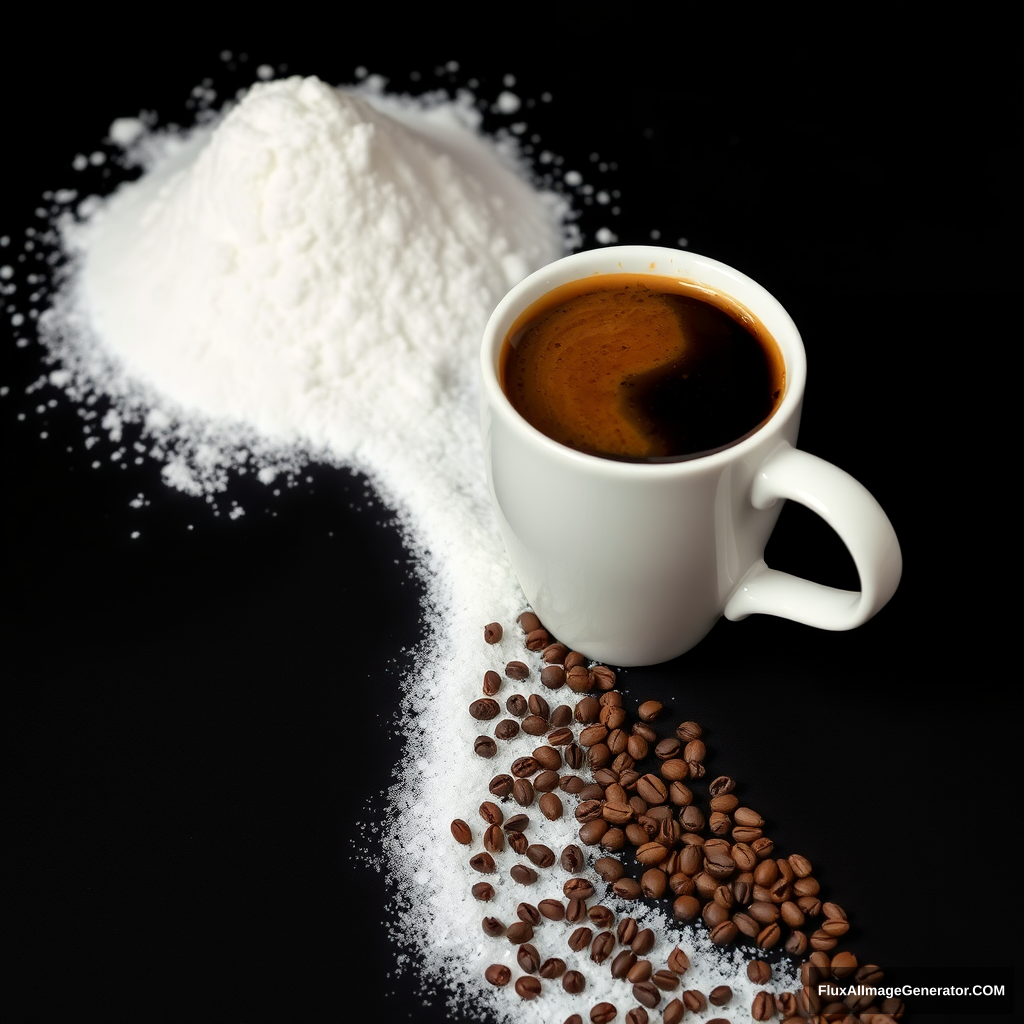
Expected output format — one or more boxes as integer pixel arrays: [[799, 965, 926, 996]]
[[723, 442, 902, 629]]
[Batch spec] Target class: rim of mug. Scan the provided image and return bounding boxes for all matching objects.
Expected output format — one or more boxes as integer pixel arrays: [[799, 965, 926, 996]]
[[481, 245, 807, 474]]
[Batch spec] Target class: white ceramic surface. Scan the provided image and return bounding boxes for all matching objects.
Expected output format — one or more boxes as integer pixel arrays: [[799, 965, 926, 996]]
[[480, 246, 902, 666]]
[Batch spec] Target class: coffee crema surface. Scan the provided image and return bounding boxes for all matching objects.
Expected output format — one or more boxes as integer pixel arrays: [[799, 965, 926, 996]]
[[500, 274, 785, 461]]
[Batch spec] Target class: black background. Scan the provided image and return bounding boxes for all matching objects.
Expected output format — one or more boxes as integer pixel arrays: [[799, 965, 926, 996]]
[[2, 14, 1018, 1024]]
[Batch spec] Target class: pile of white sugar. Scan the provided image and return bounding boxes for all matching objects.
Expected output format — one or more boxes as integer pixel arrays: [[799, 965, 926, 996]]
[[5, 67, 796, 1021]]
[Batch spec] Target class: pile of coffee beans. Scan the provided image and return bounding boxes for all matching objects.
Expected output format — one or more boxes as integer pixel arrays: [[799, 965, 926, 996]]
[[458, 613, 905, 1023]]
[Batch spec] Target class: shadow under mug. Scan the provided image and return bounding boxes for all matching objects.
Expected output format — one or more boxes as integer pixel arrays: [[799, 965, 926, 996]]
[[479, 246, 902, 667]]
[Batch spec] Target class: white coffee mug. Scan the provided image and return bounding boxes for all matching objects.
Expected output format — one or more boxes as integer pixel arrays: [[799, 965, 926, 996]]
[[479, 246, 902, 666]]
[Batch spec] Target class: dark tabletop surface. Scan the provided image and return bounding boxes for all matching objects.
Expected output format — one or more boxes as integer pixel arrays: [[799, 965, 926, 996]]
[[3, 15, 1018, 1024]]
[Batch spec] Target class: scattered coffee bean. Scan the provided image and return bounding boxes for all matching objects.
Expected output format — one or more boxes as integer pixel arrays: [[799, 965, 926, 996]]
[[517, 942, 542, 973], [473, 736, 497, 758], [589, 1000, 615, 1022], [625, 1008, 648, 1024], [539, 898, 566, 921], [505, 660, 530, 680], [510, 864, 537, 884], [469, 698, 501, 720], [514, 975, 541, 999], [471, 882, 494, 901], [489, 774, 514, 798], [494, 718, 520, 740], [709, 984, 732, 1006], [663, 997, 684, 1024], [506, 920, 534, 944], [481, 916, 505, 937], [450, 819, 472, 845], [470, 852, 495, 874], [484, 963, 510, 987], [540, 956, 566, 979], [562, 970, 585, 994]]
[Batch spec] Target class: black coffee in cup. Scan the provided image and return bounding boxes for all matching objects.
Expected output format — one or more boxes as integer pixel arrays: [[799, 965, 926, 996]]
[[500, 274, 785, 462]]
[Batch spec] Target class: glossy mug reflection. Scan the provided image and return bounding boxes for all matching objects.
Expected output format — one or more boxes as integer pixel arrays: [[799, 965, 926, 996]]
[[479, 246, 902, 666]]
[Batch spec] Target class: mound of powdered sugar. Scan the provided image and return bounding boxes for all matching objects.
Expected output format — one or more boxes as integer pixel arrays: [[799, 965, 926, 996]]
[[6, 66, 802, 1022]]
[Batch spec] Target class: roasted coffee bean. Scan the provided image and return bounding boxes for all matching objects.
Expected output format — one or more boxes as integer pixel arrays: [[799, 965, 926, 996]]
[[506, 660, 530, 680], [589, 1000, 614, 1022], [518, 610, 542, 633], [478, 800, 502, 824], [557, 843, 583, 873], [531, 769, 558, 794], [506, 831, 529, 855], [564, 877, 595, 900], [503, 813, 529, 833], [756, 922, 781, 948], [484, 963, 511, 987], [682, 989, 707, 1012], [482, 669, 502, 696], [525, 627, 550, 650], [489, 773, 514, 798], [624, 1008, 648, 1024], [539, 792, 564, 820], [788, 852, 813, 876], [680, 805, 705, 832], [547, 726, 575, 746], [494, 719, 520, 740], [617, 917, 639, 945], [600, 704, 627, 730], [709, 984, 732, 1006], [541, 664, 567, 689], [565, 742, 586, 769], [506, 694, 529, 717], [471, 882, 494, 901], [522, 714, 549, 736], [774, 991, 797, 1017], [593, 856, 622, 880], [506, 920, 534, 944], [560, 774, 586, 794], [527, 693, 550, 718], [572, 697, 599, 725], [533, 745, 562, 771], [633, 980, 661, 1009], [588, 904, 615, 929], [514, 975, 541, 999], [747, 960, 772, 984], [484, 622, 504, 644], [732, 824, 762, 843], [663, 997, 684, 1024], [512, 778, 535, 806], [481, 916, 505, 937], [855, 964, 884, 985], [470, 852, 495, 873], [612, 877, 642, 900], [626, 733, 649, 760], [809, 928, 838, 951], [579, 818, 608, 845], [566, 897, 588, 923], [470, 698, 501, 720], [823, 900, 848, 921], [667, 947, 690, 975], [831, 950, 858, 978], [534, 957, 563, 981], [539, 898, 565, 921], [784, 929, 808, 956], [641, 868, 667, 899], [591, 665, 616, 690], [708, 774, 735, 797], [562, 970, 585, 994], [551, 703, 574, 727], [733, 806, 764, 827], [672, 895, 700, 922], [543, 638, 570, 666], [630, 928, 655, 955], [516, 901, 542, 925], [579, 723, 608, 747], [526, 843, 555, 867], [611, 949, 637, 978], [474, 736, 497, 758], [651, 969, 679, 992], [509, 757, 540, 778], [751, 991, 773, 1020], [710, 920, 739, 945], [702, 902, 729, 929], [590, 930, 615, 963], [510, 864, 537, 885], [451, 819, 472, 845], [654, 737, 681, 760], [517, 942, 542, 973], [637, 699, 663, 721], [483, 824, 504, 853], [751, 836, 774, 858], [733, 912, 758, 939], [627, 960, 653, 983]]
